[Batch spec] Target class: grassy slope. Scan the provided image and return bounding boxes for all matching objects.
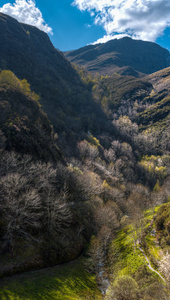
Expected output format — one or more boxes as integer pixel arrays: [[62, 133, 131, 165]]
[[0, 258, 102, 300], [109, 205, 165, 278], [109, 227, 146, 277], [107, 203, 170, 298], [136, 96, 170, 130], [95, 74, 152, 110]]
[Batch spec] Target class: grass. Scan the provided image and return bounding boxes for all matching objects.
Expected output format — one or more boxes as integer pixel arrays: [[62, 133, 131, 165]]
[[107, 203, 170, 299], [0, 258, 102, 300], [109, 204, 166, 280], [109, 227, 146, 278], [143, 205, 166, 261], [144, 205, 161, 226], [145, 235, 161, 260]]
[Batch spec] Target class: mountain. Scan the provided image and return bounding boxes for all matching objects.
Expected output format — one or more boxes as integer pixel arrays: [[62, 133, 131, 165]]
[[65, 37, 170, 77], [0, 13, 77, 89], [0, 13, 76, 86], [0, 13, 170, 298], [0, 12, 106, 137]]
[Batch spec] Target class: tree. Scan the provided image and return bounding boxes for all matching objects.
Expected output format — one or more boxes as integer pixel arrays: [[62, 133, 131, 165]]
[[95, 202, 120, 233], [77, 140, 99, 160], [0, 173, 41, 253], [41, 185, 72, 236], [106, 275, 139, 300], [159, 253, 170, 283], [0, 130, 6, 150]]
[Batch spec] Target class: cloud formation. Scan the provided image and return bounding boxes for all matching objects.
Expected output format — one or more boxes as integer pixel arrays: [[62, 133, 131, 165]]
[[72, 0, 170, 44], [0, 0, 52, 34]]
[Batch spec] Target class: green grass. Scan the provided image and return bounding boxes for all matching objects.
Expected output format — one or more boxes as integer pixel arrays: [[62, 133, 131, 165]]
[[109, 227, 146, 278], [109, 204, 166, 280], [0, 258, 102, 300], [144, 205, 161, 227], [145, 235, 161, 260], [107, 204, 170, 299]]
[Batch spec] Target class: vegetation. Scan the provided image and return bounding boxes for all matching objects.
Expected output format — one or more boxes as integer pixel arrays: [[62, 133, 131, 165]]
[[0, 13, 170, 299], [0, 70, 61, 161], [105, 203, 170, 299], [0, 258, 102, 299], [155, 202, 170, 249]]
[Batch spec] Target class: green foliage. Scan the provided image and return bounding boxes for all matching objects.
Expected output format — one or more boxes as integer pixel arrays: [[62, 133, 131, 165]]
[[0, 70, 60, 160], [0, 70, 40, 103], [138, 155, 168, 187], [87, 133, 100, 147], [153, 180, 161, 192], [0, 70, 21, 90]]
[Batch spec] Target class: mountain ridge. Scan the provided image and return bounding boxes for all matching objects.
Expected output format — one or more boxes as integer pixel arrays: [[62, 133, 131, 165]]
[[65, 37, 170, 77]]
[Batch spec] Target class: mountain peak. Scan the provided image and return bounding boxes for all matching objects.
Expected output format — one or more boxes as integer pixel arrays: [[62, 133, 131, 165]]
[[65, 37, 170, 77]]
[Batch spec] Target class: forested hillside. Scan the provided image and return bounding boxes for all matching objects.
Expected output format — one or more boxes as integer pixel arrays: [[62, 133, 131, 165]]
[[0, 12, 169, 300]]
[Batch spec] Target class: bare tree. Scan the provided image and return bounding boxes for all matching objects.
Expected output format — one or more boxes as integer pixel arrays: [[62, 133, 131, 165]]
[[0, 173, 41, 253], [106, 275, 139, 300], [159, 253, 170, 283], [41, 185, 72, 236], [95, 202, 120, 233], [0, 130, 6, 150]]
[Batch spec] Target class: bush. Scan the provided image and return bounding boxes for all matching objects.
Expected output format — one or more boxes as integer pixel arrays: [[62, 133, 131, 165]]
[[106, 275, 139, 300]]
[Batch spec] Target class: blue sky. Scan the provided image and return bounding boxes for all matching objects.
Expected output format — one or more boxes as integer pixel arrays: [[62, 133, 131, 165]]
[[0, 0, 170, 52]]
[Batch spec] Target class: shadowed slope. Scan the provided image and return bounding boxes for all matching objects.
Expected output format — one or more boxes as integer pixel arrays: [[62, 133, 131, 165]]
[[65, 37, 170, 77]]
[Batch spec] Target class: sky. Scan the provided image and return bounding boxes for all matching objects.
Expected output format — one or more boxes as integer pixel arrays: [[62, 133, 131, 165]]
[[0, 0, 170, 52]]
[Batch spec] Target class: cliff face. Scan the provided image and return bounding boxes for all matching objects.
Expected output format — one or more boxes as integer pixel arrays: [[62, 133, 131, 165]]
[[65, 37, 170, 77]]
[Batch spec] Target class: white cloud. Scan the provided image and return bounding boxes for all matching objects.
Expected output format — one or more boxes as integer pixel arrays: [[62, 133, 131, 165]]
[[0, 0, 52, 34], [92, 33, 132, 44], [72, 0, 170, 43]]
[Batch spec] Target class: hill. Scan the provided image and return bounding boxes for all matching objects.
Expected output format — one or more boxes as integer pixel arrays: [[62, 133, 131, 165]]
[[146, 67, 170, 93], [0, 12, 106, 137], [65, 37, 170, 77], [134, 68, 170, 134], [0, 70, 62, 161]]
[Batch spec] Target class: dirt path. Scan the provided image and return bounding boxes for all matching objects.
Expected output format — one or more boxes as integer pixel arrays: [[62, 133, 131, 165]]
[[138, 246, 165, 282]]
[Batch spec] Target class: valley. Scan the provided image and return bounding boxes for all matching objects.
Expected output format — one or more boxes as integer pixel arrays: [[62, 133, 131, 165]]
[[0, 12, 169, 300]]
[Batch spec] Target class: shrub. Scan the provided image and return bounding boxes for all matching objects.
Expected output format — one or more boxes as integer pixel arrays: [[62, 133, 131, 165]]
[[106, 275, 139, 300]]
